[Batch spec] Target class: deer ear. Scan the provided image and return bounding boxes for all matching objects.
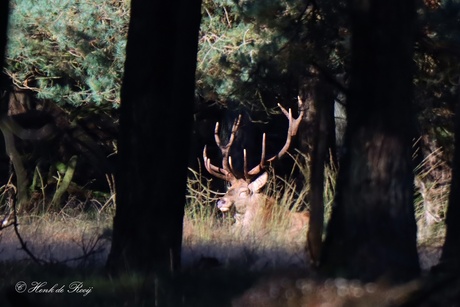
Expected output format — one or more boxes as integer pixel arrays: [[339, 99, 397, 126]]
[[248, 172, 268, 192]]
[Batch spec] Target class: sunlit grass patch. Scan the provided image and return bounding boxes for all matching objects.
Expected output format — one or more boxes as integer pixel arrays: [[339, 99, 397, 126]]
[[0, 206, 113, 266], [185, 148, 449, 272], [183, 157, 335, 270]]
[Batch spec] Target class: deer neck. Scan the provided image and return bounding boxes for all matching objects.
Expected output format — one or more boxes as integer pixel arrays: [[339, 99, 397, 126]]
[[236, 194, 272, 228]]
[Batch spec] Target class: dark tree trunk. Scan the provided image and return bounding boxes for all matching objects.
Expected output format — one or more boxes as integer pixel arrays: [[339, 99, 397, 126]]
[[0, 1, 9, 86], [304, 68, 336, 266], [320, 0, 420, 282], [106, 0, 202, 275], [440, 79, 460, 269]]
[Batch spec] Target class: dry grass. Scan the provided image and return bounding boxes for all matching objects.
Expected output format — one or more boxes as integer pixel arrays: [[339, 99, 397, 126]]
[[413, 147, 450, 269], [0, 206, 113, 266], [0, 148, 448, 273], [183, 159, 329, 271], [184, 148, 449, 273], [0, 150, 451, 306]]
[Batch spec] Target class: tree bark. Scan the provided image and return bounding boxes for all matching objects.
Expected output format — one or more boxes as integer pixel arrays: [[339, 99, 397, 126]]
[[320, 0, 420, 282], [440, 78, 460, 269], [305, 69, 336, 266], [0, 1, 8, 75], [106, 0, 202, 275]]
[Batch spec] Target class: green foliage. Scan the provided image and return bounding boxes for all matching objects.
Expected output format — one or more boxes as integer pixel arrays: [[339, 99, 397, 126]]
[[197, 0, 347, 110], [413, 1, 460, 164], [197, 0, 459, 168], [415, 1, 460, 108], [6, 0, 129, 108]]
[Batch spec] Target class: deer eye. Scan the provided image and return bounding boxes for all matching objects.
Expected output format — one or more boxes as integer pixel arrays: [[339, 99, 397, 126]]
[[239, 189, 250, 197]]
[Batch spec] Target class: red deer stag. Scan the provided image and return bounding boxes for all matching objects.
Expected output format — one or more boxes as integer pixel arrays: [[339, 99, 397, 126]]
[[203, 104, 309, 235]]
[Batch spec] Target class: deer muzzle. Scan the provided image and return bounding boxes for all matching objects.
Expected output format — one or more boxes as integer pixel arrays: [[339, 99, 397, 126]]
[[217, 199, 230, 212]]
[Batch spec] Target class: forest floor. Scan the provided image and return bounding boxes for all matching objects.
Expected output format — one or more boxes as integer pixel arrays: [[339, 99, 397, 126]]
[[0, 208, 452, 307], [0, 210, 112, 266]]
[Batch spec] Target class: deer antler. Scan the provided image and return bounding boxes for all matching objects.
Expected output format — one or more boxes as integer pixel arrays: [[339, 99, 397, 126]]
[[203, 100, 304, 183], [203, 115, 242, 183], [246, 102, 304, 178]]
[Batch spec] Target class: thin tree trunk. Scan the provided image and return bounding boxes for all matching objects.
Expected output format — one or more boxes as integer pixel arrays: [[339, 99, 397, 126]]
[[106, 0, 202, 275], [320, 0, 420, 282], [307, 69, 336, 266], [440, 78, 460, 269]]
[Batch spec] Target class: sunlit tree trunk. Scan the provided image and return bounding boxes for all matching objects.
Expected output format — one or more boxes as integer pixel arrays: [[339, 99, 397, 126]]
[[106, 0, 202, 275], [320, 0, 420, 282]]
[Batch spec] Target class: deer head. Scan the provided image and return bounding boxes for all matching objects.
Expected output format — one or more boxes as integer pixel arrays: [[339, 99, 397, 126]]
[[203, 102, 304, 227]]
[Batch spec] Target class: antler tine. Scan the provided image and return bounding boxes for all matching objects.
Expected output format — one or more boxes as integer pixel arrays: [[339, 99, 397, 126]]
[[247, 103, 303, 176], [243, 149, 249, 179], [203, 115, 242, 183], [278, 102, 304, 136], [228, 155, 237, 176], [259, 133, 267, 168], [247, 133, 267, 177], [266, 103, 303, 163], [203, 145, 231, 181], [219, 115, 241, 174]]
